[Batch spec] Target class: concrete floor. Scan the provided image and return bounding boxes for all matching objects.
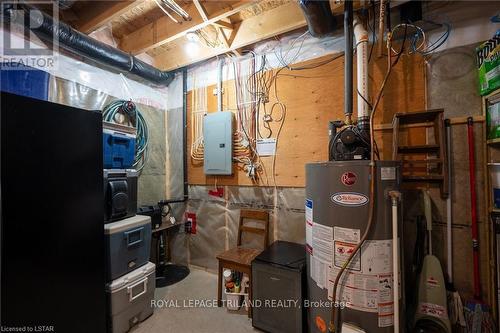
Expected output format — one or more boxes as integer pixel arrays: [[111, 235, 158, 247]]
[[132, 268, 260, 333]]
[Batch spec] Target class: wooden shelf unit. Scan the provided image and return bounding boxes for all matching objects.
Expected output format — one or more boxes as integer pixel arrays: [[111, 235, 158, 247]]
[[487, 138, 500, 145], [483, 87, 500, 322]]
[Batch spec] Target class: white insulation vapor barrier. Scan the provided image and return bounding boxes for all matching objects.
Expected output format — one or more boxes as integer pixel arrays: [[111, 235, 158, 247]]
[[186, 31, 345, 91], [1, 29, 172, 206], [0, 28, 169, 110], [169, 185, 306, 272]]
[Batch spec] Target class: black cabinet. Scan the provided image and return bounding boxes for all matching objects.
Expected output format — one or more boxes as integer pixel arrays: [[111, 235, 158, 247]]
[[1, 92, 106, 333], [252, 241, 307, 333]]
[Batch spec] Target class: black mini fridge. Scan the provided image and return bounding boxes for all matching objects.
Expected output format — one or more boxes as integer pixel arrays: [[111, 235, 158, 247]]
[[0, 92, 106, 332], [251, 241, 306, 333]]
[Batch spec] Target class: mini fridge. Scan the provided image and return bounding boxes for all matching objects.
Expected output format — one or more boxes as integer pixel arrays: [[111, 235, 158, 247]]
[[1, 92, 106, 332], [251, 241, 306, 333]]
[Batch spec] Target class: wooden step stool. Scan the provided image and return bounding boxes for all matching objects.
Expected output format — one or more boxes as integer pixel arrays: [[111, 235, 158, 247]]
[[392, 109, 449, 198]]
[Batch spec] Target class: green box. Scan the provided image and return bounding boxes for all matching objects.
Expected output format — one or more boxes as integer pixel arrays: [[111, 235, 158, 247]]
[[487, 101, 500, 140], [477, 34, 500, 96]]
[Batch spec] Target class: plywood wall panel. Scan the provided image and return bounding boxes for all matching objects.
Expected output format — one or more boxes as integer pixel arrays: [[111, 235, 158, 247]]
[[188, 53, 426, 187]]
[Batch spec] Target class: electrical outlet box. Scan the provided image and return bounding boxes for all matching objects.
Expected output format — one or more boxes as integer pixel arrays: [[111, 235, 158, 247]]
[[203, 112, 233, 175]]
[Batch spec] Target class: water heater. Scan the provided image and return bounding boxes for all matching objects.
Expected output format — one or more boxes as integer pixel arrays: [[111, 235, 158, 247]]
[[305, 160, 403, 332]]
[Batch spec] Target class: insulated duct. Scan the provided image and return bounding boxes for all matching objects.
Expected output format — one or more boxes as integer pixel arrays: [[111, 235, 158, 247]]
[[299, 0, 336, 37], [3, 4, 174, 86]]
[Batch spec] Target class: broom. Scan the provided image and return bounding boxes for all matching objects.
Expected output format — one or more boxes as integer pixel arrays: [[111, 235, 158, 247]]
[[464, 117, 495, 333], [444, 119, 465, 328]]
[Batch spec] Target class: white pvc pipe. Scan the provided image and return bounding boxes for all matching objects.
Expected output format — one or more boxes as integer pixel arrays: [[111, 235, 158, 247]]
[[217, 58, 223, 112], [391, 196, 400, 333], [353, 16, 369, 120]]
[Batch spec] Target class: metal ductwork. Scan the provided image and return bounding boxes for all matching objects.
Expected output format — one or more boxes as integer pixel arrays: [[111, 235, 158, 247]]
[[3, 4, 174, 86], [299, 0, 336, 37]]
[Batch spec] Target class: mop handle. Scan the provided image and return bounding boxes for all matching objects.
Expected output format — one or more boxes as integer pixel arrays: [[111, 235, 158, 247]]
[[467, 117, 481, 300], [445, 119, 453, 282], [423, 190, 433, 255]]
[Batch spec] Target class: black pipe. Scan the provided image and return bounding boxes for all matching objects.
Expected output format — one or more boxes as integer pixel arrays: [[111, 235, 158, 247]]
[[299, 0, 336, 37], [182, 68, 188, 200], [4, 4, 173, 86], [344, 1, 353, 118], [157, 69, 189, 206]]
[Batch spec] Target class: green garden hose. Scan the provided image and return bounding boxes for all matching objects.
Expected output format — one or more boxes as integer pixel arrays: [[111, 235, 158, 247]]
[[102, 100, 149, 172]]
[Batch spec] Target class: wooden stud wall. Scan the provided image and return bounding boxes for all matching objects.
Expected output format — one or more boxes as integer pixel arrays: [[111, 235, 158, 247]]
[[187, 53, 427, 187]]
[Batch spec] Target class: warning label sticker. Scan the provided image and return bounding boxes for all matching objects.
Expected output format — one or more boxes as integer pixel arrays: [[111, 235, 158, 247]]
[[360, 239, 393, 275], [380, 167, 396, 180], [377, 274, 394, 303], [327, 268, 379, 313], [327, 232, 397, 327], [312, 223, 333, 265], [334, 241, 361, 271], [305, 199, 313, 254], [311, 256, 328, 289], [334, 226, 360, 243], [378, 307, 394, 327], [418, 302, 447, 319]]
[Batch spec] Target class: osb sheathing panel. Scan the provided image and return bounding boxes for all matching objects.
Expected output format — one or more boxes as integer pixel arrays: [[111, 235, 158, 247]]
[[110, 0, 165, 38], [187, 53, 426, 187], [230, 0, 290, 22]]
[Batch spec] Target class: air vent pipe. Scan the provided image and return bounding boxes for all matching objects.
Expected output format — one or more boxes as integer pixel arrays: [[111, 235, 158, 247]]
[[354, 15, 369, 128]]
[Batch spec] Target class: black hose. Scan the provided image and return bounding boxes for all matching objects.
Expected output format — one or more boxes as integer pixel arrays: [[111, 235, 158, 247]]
[[4, 4, 174, 86], [299, 0, 336, 37]]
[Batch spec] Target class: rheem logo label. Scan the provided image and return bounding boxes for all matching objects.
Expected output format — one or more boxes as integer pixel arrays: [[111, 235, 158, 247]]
[[341, 172, 356, 186]]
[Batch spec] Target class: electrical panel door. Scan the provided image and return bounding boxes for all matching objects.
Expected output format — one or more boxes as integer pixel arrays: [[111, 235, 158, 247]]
[[203, 112, 233, 175]]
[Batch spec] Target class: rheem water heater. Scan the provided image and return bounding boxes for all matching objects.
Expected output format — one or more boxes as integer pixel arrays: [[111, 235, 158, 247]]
[[305, 160, 403, 333]]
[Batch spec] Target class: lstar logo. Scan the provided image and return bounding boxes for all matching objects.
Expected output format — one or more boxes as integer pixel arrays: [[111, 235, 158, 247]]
[[341, 172, 356, 186]]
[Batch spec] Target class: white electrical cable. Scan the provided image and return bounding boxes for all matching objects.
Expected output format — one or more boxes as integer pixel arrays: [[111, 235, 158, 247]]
[[390, 23, 426, 55]]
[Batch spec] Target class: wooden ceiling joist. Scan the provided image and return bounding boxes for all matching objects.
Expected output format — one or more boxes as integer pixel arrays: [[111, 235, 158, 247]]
[[192, 0, 237, 53], [119, 0, 254, 55], [74, 0, 144, 34], [153, 1, 307, 71]]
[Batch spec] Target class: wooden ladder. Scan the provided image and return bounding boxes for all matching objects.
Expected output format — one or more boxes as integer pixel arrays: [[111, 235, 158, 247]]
[[392, 109, 449, 198]]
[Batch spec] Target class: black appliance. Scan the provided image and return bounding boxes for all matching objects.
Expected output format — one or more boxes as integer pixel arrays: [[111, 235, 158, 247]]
[[138, 205, 162, 229], [1, 92, 106, 332], [251, 241, 306, 333], [104, 169, 138, 223]]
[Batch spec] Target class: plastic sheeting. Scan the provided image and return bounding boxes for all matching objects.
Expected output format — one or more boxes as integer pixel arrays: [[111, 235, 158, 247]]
[[170, 185, 306, 272], [0, 27, 169, 110], [186, 31, 345, 91], [49, 76, 168, 206]]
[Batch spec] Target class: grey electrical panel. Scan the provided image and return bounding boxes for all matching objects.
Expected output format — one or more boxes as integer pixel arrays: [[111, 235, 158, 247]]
[[203, 111, 233, 175]]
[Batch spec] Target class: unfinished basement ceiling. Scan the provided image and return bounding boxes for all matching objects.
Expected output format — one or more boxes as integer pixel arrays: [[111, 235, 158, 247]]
[[54, 0, 351, 71]]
